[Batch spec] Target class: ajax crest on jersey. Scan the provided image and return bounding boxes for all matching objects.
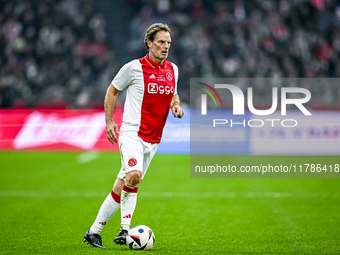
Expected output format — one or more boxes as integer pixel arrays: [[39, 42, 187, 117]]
[[126, 225, 155, 250]]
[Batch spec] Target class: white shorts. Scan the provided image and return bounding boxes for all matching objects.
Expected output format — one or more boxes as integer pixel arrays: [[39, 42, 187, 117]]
[[117, 132, 159, 180]]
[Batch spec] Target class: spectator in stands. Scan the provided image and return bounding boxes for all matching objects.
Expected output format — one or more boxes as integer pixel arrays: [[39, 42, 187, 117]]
[[0, 0, 114, 108]]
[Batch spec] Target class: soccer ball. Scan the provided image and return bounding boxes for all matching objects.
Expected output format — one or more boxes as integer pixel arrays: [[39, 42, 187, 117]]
[[126, 225, 155, 251]]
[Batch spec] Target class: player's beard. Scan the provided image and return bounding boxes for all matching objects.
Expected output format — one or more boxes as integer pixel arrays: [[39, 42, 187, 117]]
[[151, 48, 168, 61]]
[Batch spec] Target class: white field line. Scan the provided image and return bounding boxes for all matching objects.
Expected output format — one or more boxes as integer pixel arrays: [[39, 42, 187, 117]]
[[77, 152, 100, 164], [0, 191, 338, 199]]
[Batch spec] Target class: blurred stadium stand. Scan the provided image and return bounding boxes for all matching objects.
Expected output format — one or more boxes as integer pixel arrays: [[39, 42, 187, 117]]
[[1, 0, 340, 109]]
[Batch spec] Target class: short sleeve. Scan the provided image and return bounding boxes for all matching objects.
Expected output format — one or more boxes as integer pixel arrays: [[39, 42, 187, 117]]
[[111, 60, 135, 91]]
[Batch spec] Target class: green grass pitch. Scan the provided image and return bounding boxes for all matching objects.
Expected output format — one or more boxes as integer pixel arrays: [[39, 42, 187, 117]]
[[0, 151, 339, 254]]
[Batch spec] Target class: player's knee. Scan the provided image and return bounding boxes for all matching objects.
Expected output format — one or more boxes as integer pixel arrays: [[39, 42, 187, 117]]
[[126, 170, 142, 188]]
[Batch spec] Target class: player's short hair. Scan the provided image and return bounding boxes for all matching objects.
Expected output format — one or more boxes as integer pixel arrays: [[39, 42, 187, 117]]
[[144, 23, 171, 50]]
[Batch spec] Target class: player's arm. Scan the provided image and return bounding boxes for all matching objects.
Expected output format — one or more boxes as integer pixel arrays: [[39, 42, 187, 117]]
[[170, 94, 184, 118], [104, 84, 120, 144]]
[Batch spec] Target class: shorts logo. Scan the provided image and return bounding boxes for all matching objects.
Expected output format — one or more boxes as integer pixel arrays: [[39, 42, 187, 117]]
[[166, 72, 173, 81], [128, 157, 137, 167]]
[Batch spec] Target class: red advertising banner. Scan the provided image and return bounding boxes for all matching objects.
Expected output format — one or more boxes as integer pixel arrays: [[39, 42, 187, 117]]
[[0, 109, 123, 151]]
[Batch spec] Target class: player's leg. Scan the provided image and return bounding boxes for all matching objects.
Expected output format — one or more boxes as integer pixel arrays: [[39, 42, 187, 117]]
[[114, 133, 144, 245], [114, 170, 142, 245], [121, 170, 142, 225], [84, 178, 124, 248], [114, 140, 159, 245], [89, 178, 124, 234]]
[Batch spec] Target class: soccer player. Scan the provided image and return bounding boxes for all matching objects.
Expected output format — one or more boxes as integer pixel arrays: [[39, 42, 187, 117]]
[[84, 23, 184, 248]]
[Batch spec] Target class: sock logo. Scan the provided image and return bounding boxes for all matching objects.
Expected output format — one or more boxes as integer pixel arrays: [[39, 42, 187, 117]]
[[123, 214, 132, 219], [99, 222, 107, 225], [128, 157, 137, 167]]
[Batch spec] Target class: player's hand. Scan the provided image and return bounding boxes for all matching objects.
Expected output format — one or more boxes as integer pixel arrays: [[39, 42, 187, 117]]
[[171, 104, 184, 118], [106, 120, 119, 144]]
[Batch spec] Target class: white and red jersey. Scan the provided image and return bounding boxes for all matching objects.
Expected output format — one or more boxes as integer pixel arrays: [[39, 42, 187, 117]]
[[111, 54, 178, 143]]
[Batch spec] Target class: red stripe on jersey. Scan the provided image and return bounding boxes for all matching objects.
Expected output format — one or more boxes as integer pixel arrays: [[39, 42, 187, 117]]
[[138, 55, 176, 143], [111, 190, 121, 203], [122, 185, 138, 193]]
